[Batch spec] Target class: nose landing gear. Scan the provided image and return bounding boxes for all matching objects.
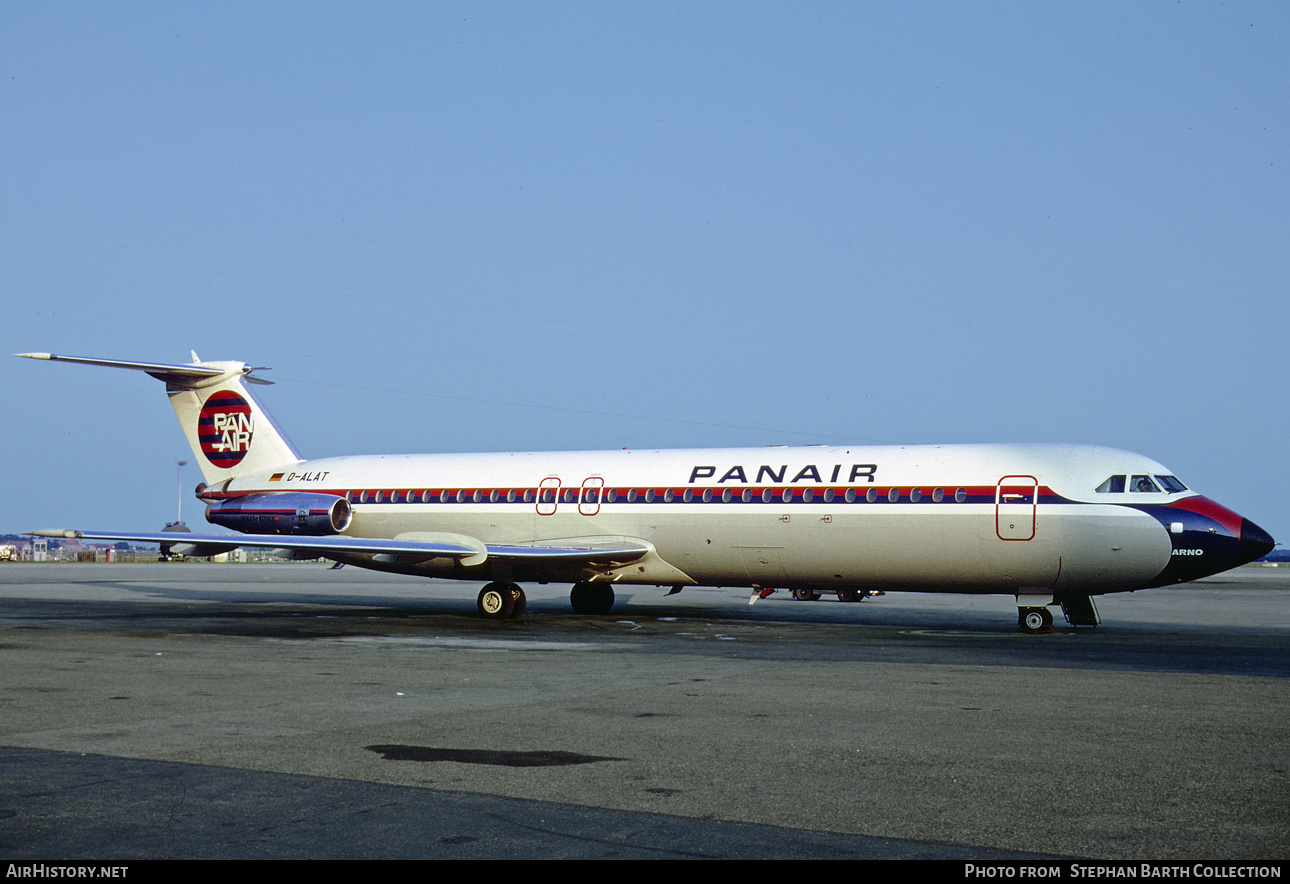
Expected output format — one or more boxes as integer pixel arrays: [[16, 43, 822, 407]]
[[1018, 606, 1054, 633]]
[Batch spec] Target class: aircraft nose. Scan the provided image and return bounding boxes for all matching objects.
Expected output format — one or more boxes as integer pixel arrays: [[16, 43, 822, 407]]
[[1240, 518, 1276, 564]]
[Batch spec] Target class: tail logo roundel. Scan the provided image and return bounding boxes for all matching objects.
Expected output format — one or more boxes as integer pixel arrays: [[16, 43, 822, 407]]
[[198, 391, 254, 468]]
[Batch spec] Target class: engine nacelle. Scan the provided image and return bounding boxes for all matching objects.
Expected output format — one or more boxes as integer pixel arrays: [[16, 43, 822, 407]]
[[206, 492, 352, 536]]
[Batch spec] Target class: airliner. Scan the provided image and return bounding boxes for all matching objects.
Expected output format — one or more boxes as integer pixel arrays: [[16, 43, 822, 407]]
[[16, 352, 1275, 631]]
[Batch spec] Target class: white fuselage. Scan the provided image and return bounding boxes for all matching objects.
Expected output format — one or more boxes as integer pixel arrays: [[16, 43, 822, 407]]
[[214, 443, 1185, 595], [22, 353, 1274, 624]]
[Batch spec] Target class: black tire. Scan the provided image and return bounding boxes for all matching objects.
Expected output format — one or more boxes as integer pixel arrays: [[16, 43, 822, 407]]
[[508, 585, 527, 618], [478, 582, 515, 619], [1020, 608, 1052, 632], [570, 581, 615, 615], [836, 588, 858, 603]]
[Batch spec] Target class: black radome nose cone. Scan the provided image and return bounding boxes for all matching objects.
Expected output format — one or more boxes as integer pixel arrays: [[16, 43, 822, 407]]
[[1240, 518, 1276, 564]]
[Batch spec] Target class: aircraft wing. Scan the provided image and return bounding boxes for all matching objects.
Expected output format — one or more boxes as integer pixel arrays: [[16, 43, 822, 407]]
[[481, 539, 653, 562], [26, 529, 652, 566]]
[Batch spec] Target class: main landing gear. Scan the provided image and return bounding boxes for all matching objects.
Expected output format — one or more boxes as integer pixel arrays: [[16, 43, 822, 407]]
[[477, 582, 526, 620], [476, 580, 617, 619], [570, 581, 615, 615]]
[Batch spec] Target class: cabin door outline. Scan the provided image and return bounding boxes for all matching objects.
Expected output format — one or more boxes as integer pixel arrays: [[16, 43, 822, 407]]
[[537, 476, 560, 516], [578, 476, 604, 516], [996, 475, 1038, 541]]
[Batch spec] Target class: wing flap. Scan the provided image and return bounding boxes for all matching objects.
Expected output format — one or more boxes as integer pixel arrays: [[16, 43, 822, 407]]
[[486, 539, 651, 564]]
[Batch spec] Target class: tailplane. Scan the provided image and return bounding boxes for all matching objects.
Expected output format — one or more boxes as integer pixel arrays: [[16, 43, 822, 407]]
[[14, 352, 302, 484]]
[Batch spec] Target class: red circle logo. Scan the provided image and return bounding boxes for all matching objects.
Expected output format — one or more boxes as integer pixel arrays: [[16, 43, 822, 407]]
[[198, 391, 254, 468]]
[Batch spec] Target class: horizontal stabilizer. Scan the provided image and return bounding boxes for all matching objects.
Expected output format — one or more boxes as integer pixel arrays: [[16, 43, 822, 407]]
[[12, 352, 270, 386], [16, 350, 295, 483]]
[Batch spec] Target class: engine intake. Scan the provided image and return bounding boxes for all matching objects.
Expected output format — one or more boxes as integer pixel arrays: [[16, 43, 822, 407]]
[[206, 492, 352, 536]]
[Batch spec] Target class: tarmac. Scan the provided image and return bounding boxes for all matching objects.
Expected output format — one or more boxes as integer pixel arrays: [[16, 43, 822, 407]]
[[1, 563, 1286, 860]]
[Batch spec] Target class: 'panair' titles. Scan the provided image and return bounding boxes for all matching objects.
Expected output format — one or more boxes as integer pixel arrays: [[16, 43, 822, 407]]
[[688, 464, 879, 485], [198, 391, 254, 468]]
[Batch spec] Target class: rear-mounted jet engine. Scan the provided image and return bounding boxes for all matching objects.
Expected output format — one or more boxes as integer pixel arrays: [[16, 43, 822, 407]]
[[205, 492, 352, 536]]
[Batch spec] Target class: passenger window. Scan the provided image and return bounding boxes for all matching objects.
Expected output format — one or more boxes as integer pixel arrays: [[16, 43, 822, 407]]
[[1095, 475, 1126, 493], [1130, 475, 1160, 493]]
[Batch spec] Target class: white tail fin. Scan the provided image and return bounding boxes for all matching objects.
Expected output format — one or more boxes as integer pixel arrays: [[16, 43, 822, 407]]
[[14, 352, 302, 484]]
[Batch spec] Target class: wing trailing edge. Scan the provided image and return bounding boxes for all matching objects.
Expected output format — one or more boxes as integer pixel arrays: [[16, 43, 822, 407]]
[[26, 529, 652, 567]]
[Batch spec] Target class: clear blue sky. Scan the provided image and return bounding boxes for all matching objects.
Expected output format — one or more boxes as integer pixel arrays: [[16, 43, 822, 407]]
[[3, 2, 1286, 543]]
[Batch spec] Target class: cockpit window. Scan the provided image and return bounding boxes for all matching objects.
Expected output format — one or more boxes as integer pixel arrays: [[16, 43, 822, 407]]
[[1095, 475, 1126, 493], [1096, 473, 1186, 494], [1130, 475, 1160, 493]]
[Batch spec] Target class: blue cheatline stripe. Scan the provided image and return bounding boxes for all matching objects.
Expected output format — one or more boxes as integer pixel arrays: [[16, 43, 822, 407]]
[[250, 485, 1075, 507]]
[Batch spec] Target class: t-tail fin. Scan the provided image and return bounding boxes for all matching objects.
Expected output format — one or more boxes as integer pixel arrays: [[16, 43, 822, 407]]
[[14, 351, 302, 484]]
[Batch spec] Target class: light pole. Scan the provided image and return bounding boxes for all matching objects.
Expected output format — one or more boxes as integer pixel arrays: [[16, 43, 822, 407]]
[[176, 460, 188, 527]]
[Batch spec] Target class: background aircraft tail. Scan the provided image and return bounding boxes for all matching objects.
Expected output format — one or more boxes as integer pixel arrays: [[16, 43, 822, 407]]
[[15, 352, 302, 485]]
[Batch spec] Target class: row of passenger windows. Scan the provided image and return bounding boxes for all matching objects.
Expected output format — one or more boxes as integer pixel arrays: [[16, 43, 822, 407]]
[[346, 487, 977, 504], [1094, 474, 1187, 494]]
